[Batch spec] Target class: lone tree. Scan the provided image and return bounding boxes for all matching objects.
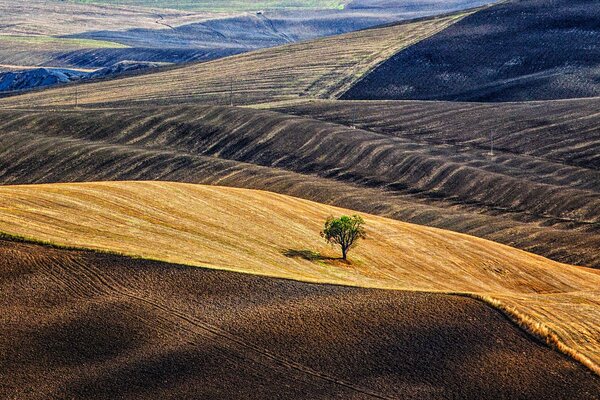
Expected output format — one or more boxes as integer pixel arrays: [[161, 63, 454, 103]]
[[320, 215, 366, 261]]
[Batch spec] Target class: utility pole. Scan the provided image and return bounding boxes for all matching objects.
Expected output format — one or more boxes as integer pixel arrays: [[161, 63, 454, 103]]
[[229, 77, 233, 107], [74, 85, 78, 109]]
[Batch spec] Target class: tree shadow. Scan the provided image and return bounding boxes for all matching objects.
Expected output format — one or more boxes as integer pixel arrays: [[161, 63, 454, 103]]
[[282, 249, 349, 265]]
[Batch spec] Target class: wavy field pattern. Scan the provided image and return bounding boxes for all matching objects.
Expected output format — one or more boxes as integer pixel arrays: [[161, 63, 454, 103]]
[[1, 105, 598, 268], [0, 181, 598, 373], [1, 0, 599, 387]]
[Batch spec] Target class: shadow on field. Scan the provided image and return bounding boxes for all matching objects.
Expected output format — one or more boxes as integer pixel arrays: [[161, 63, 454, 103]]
[[283, 249, 350, 265]]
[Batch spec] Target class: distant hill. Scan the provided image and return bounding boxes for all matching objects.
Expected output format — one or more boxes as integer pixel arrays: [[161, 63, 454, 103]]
[[0, 61, 168, 94], [342, 0, 600, 102], [1, 0, 491, 69], [0, 0, 490, 94], [68, 0, 349, 12], [0, 68, 86, 92], [0, 14, 468, 105]]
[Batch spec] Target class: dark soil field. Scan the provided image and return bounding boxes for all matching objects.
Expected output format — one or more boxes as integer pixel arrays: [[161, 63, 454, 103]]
[[280, 98, 600, 170], [2, 239, 598, 399], [342, 0, 600, 102], [0, 104, 598, 268]]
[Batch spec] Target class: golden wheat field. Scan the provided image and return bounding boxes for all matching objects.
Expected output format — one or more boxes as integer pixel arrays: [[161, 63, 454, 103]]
[[0, 181, 598, 374]]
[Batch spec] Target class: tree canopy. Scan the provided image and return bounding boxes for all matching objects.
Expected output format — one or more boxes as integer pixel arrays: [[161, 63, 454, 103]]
[[320, 215, 366, 261]]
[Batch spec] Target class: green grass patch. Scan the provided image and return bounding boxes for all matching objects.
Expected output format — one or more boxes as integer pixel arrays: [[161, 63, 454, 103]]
[[0, 35, 129, 49], [68, 0, 348, 12]]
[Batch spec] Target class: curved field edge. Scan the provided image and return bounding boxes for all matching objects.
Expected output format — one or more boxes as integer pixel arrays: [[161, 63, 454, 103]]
[[0, 230, 598, 377], [1, 105, 598, 268], [0, 181, 598, 374], [1, 233, 598, 377], [476, 295, 600, 376], [4, 240, 598, 399]]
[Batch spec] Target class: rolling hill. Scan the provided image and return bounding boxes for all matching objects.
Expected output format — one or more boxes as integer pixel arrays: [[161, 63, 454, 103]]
[[0, 62, 170, 93], [2, 239, 598, 399], [0, 0, 488, 80], [3, 239, 598, 399], [2, 0, 599, 391], [279, 98, 600, 169], [0, 11, 471, 106], [342, 0, 600, 101], [0, 104, 598, 269], [0, 181, 598, 376], [67, 0, 350, 12]]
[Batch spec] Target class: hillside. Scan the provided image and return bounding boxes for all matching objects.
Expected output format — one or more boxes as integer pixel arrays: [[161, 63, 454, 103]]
[[0, 62, 170, 93], [2, 0, 599, 390], [342, 0, 600, 101], [3, 240, 598, 399], [0, 181, 598, 375], [0, 105, 598, 269], [68, 0, 349, 12], [279, 98, 600, 170], [0, 0, 487, 76], [0, 12, 469, 106]]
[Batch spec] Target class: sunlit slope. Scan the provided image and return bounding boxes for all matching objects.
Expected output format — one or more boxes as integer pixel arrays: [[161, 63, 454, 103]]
[[0, 13, 469, 107], [0, 181, 598, 372], [69, 0, 349, 12], [1, 105, 598, 268]]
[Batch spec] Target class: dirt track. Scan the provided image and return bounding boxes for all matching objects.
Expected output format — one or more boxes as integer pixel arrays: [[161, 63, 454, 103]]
[[2, 239, 598, 399]]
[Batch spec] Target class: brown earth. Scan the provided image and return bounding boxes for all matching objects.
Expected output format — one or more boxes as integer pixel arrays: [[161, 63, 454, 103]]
[[0, 181, 598, 374], [1, 239, 599, 400]]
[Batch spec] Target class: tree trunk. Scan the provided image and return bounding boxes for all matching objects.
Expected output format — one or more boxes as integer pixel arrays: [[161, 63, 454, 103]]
[[342, 247, 347, 260]]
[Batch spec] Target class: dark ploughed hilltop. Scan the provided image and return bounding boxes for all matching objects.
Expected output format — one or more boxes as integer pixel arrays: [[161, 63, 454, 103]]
[[342, 0, 600, 102], [1, 239, 598, 399]]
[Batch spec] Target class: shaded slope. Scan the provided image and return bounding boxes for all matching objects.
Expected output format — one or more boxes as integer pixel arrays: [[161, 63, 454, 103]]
[[0, 68, 87, 92], [0, 13, 468, 107], [0, 105, 598, 268], [279, 98, 600, 170], [0, 181, 599, 373], [342, 0, 600, 102], [2, 240, 598, 399], [0, 62, 170, 94]]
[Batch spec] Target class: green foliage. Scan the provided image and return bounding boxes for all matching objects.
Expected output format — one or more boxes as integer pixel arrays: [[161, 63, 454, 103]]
[[320, 215, 366, 260]]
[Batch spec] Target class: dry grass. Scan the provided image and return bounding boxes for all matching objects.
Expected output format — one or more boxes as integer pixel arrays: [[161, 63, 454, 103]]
[[0, 12, 469, 107], [0, 0, 219, 37], [0, 181, 598, 373]]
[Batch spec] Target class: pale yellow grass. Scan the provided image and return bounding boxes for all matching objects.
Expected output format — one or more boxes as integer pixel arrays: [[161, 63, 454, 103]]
[[0, 181, 598, 373], [0, 12, 470, 108]]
